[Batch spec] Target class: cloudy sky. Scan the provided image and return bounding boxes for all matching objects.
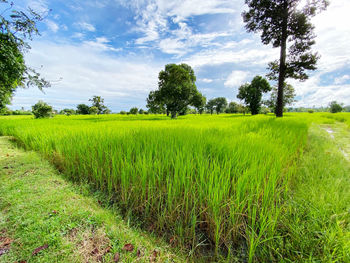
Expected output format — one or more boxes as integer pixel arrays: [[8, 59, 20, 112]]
[[7, 0, 350, 111]]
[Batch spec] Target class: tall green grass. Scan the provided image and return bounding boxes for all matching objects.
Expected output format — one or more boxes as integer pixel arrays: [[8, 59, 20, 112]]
[[0, 114, 309, 261]]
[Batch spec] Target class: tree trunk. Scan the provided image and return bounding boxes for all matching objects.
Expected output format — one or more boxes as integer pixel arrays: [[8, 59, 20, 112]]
[[171, 111, 177, 119], [276, 1, 288, 118], [166, 109, 169, 116]]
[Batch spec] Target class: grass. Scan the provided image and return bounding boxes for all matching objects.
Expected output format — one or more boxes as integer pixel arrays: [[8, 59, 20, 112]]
[[0, 112, 349, 261], [0, 136, 183, 262]]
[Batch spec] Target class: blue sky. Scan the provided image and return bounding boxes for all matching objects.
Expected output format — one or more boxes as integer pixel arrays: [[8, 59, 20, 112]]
[[7, 0, 350, 111]]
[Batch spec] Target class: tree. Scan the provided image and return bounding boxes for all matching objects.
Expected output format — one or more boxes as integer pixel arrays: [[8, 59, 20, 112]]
[[129, 107, 138, 115], [89, 96, 108, 114], [213, 97, 228, 114], [76, 104, 90, 115], [206, 99, 216, 114], [329, 101, 343, 113], [0, 1, 50, 111], [243, 0, 328, 117], [191, 92, 206, 114], [60, 108, 75, 116], [32, 100, 52, 118], [265, 83, 296, 113], [138, 108, 144, 114], [89, 106, 98, 115], [225, 102, 240, 113], [237, 76, 271, 115], [148, 63, 201, 118]]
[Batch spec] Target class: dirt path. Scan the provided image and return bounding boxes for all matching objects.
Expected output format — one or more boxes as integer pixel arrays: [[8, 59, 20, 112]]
[[321, 122, 350, 160]]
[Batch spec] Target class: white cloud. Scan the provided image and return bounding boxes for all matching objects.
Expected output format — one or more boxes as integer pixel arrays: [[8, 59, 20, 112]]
[[46, 20, 59, 33], [11, 41, 162, 111], [224, 70, 250, 88], [76, 22, 96, 32], [199, 78, 214, 83], [334, 75, 350, 85], [83, 37, 122, 52]]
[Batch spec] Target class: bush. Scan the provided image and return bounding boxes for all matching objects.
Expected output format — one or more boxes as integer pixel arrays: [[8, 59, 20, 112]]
[[120, 111, 126, 115], [329, 101, 343, 113], [32, 101, 53, 119], [138, 109, 144, 114], [308, 109, 314, 113], [129, 107, 138, 115]]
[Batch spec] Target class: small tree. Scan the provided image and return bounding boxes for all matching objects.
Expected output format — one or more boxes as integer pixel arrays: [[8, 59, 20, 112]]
[[237, 76, 271, 115], [32, 100, 53, 118], [206, 99, 216, 114], [214, 97, 228, 114], [76, 104, 90, 114], [226, 102, 240, 113], [147, 63, 201, 118], [138, 108, 144, 114], [129, 107, 138, 115], [89, 96, 108, 114], [329, 101, 343, 113]]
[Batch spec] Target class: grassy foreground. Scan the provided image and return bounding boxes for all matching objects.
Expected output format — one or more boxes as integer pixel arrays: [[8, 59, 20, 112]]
[[0, 136, 183, 262], [0, 113, 349, 262]]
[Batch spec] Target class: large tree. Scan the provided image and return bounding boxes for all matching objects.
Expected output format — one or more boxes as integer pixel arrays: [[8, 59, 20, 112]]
[[243, 0, 328, 117], [147, 63, 202, 118], [0, 1, 50, 110], [237, 76, 271, 115]]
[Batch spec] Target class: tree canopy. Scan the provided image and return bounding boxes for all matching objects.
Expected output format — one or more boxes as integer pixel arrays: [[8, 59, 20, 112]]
[[146, 63, 203, 118], [0, 1, 50, 110], [243, 0, 328, 117], [237, 76, 271, 115]]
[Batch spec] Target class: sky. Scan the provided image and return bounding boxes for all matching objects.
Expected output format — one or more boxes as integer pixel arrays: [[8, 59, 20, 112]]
[[6, 0, 350, 111]]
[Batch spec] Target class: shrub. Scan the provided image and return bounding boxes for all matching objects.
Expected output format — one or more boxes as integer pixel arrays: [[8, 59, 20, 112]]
[[129, 107, 138, 115], [120, 111, 126, 115]]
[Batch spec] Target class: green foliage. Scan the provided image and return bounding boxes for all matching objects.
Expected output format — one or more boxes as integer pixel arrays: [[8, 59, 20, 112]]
[[225, 102, 240, 113], [146, 90, 166, 114], [191, 92, 206, 114], [138, 108, 144, 114], [76, 104, 90, 115], [237, 76, 271, 115], [0, 2, 50, 110], [329, 101, 343, 113], [147, 63, 202, 118], [243, 0, 328, 117], [31, 100, 53, 118], [119, 111, 126, 115], [206, 97, 228, 114], [129, 107, 138, 115], [265, 83, 296, 113], [89, 96, 109, 114], [59, 108, 76, 116], [89, 106, 98, 115]]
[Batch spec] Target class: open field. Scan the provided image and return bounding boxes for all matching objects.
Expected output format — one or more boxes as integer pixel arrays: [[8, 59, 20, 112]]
[[0, 113, 349, 262]]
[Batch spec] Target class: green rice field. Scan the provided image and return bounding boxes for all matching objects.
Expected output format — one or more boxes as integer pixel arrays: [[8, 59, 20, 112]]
[[0, 112, 349, 262]]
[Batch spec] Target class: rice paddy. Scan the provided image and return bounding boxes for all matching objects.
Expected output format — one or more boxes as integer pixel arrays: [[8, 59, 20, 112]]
[[0, 112, 349, 262]]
